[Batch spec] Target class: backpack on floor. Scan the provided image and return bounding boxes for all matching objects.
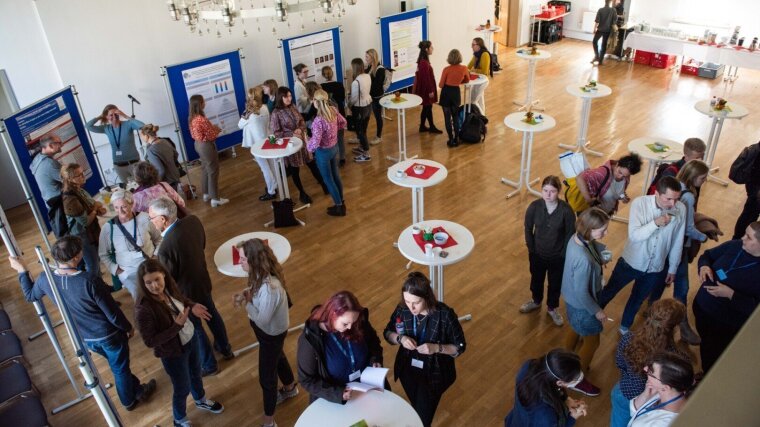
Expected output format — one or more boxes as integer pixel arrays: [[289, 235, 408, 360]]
[[458, 105, 488, 144]]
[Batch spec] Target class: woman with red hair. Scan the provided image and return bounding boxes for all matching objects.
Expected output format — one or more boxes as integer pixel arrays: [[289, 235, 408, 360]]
[[296, 291, 385, 403]]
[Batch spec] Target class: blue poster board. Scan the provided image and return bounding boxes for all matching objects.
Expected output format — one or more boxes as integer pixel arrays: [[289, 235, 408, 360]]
[[2, 86, 104, 232], [380, 8, 428, 93], [281, 27, 344, 92], [165, 50, 246, 161]]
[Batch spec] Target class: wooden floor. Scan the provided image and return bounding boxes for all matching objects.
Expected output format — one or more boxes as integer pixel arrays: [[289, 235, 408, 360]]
[[2, 39, 759, 427]]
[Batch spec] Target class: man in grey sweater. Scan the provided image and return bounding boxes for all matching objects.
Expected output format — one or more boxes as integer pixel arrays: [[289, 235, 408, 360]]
[[30, 135, 63, 204]]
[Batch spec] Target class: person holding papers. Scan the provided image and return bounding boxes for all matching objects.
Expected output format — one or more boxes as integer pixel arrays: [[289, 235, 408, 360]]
[[296, 291, 385, 404], [383, 272, 467, 427]]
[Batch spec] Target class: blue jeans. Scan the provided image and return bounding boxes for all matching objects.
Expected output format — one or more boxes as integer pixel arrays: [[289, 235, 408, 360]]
[[598, 258, 668, 329], [610, 382, 631, 427], [314, 145, 343, 206], [86, 332, 144, 407], [648, 255, 689, 306], [190, 293, 231, 372], [161, 334, 205, 421]]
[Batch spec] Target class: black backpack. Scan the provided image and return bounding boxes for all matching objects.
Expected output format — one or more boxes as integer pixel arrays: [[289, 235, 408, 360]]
[[458, 105, 488, 144], [729, 142, 760, 185]]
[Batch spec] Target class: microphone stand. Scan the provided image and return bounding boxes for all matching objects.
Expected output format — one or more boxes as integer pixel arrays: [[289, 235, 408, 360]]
[[130, 97, 145, 159]]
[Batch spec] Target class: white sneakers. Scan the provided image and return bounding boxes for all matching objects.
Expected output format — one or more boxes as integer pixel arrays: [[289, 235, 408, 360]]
[[211, 198, 229, 207], [519, 300, 563, 326], [370, 137, 382, 145]]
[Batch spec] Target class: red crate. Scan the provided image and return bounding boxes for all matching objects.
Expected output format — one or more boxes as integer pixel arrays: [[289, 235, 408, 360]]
[[681, 61, 701, 75], [634, 50, 653, 65], [555, 5, 566, 15], [651, 53, 676, 69]]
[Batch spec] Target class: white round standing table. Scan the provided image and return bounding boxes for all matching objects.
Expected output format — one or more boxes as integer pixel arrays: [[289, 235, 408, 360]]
[[213, 231, 291, 278], [295, 391, 423, 427], [463, 72, 488, 114], [475, 24, 502, 53], [212, 231, 302, 356], [513, 49, 552, 111], [387, 159, 448, 225], [501, 112, 557, 199], [397, 220, 474, 321], [627, 137, 684, 195], [694, 100, 749, 186], [251, 136, 308, 226], [380, 94, 423, 162], [560, 83, 612, 157]]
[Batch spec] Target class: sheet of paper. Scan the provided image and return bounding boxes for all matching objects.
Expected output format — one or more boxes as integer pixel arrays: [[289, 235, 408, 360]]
[[359, 366, 388, 388]]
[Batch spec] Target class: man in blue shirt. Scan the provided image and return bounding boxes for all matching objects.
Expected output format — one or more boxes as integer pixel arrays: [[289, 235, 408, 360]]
[[9, 235, 156, 410]]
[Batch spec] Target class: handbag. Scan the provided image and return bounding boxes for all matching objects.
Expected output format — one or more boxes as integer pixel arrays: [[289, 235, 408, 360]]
[[108, 220, 122, 291], [161, 182, 189, 218], [272, 198, 300, 228]]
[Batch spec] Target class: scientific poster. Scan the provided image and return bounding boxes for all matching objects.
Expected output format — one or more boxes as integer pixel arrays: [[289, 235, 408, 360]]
[[181, 59, 239, 136], [388, 15, 423, 84], [289, 29, 337, 84], [14, 95, 94, 179]]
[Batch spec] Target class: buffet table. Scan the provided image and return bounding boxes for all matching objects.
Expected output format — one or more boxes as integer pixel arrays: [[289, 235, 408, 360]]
[[624, 32, 760, 70]]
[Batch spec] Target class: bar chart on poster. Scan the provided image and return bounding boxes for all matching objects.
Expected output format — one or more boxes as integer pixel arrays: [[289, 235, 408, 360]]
[[181, 59, 240, 137]]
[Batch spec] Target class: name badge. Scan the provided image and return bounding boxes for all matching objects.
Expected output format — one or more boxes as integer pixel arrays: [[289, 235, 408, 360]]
[[716, 269, 728, 281], [115, 150, 123, 156], [411, 358, 424, 369], [348, 370, 361, 381]]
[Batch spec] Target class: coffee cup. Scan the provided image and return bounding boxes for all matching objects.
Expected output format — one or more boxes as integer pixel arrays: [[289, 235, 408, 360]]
[[425, 243, 434, 257], [601, 249, 613, 263], [412, 226, 421, 235], [395, 169, 404, 178]]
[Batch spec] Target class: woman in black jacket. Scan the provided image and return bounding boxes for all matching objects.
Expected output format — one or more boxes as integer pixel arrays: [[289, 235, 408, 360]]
[[296, 290, 384, 403], [365, 48, 387, 144], [135, 259, 224, 427], [383, 272, 467, 427]]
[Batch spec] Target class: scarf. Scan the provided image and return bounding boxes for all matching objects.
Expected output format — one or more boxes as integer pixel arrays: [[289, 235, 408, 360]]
[[473, 48, 490, 69]]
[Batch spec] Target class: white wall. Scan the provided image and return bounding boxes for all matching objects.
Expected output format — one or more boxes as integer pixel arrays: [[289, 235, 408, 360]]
[[0, 0, 62, 108], [426, 0, 493, 74]]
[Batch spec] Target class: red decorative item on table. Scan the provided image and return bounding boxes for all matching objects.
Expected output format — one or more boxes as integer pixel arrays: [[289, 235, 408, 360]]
[[261, 137, 289, 150], [404, 163, 440, 180]]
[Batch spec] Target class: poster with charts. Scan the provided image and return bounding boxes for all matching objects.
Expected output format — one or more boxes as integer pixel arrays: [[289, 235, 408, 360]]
[[281, 28, 344, 93], [181, 59, 239, 136]]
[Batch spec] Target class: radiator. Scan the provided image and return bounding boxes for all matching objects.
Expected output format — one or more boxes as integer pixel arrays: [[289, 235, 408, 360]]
[[582, 11, 596, 33]]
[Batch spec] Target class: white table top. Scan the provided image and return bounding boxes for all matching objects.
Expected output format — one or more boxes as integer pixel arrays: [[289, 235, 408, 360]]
[[295, 391, 423, 427], [380, 93, 423, 110], [213, 232, 291, 278], [535, 11, 571, 21], [627, 137, 684, 163], [387, 159, 448, 189], [475, 24, 502, 33], [516, 49, 552, 60], [397, 220, 475, 267], [566, 83, 612, 99], [250, 136, 303, 159], [463, 72, 488, 87], [624, 32, 760, 70], [503, 112, 557, 133], [694, 100, 749, 119]]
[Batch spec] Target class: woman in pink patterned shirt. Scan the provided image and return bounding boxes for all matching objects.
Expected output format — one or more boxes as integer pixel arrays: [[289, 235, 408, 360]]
[[308, 89, 347, 216], [189, 94, 229, 207], [131, 161, 186, 215]]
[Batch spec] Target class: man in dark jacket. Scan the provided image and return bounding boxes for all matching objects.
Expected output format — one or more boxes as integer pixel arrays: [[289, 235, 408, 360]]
[[732, 142, 760, 239], [592, 0, 618, 65], [9, 235, 156, 410], [148, 196, 234, 376]]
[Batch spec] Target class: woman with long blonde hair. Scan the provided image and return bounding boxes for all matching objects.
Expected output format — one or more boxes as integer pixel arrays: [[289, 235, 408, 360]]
[[307, 89, 347, 216], [239, 86, 278, 201], [365, 48, 387, 144], [233, 238, 297, 427], [610, 298, 690, 427]]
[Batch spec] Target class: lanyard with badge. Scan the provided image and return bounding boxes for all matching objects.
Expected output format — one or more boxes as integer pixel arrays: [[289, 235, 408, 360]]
[[716, 250, 758, 281], [411, 314, 428, 370], [633, 394, 683, 421], [109, 125, 124, 156], [330, 333, 361, 381]]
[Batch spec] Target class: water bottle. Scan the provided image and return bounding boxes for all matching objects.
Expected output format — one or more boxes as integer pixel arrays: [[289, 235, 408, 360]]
[[710, 96, 717, 108], [395, 316, 405, 337]]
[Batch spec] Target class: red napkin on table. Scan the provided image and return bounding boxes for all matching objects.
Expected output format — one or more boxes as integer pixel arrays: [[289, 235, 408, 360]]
[[413, 226, 458, 253], [469, 74, 479, 81], [232, 239, 268, 265], [404, 163, 440, 180], [261, 137, 289, 150]]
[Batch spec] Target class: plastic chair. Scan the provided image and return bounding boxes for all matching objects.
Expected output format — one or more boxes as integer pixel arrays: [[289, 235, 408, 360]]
[[0, 331, 25, 368], [0, 360, 36, 407], [0, 394, 49, 427]]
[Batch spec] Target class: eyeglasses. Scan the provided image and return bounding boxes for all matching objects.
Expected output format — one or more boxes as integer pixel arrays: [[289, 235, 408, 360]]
[[644, 366, 662, 382], [149, 214, 165, 221]]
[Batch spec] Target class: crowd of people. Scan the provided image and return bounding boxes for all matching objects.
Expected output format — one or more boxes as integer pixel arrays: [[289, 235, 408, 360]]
[[13, 32, 760, 427]]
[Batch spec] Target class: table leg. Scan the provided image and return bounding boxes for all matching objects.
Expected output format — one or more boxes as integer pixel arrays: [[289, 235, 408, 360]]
[[428, 264, 436, 295], [514, 59, 544, 112], [559, 99, 603, 156], [233, 323, 305, 357], [502, 131, 529, 198], [419, 187, 425, 222], [524, 131, 542, 198], [437, 264, 444, 302], [705, 117, 729, 186], [411, 187, 418, 225], [464, 85, 472, 114], [642, 161, 656, 195]]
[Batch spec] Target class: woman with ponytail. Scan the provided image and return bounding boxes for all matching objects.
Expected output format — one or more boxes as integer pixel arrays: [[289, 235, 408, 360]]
[[629, 351, 695, 426], [504, 349, 589, 426], [307, 89, 347, 216], [610, 299, 691, 427], [412, 40, 442, 134], [140, 124, 182, 191]]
